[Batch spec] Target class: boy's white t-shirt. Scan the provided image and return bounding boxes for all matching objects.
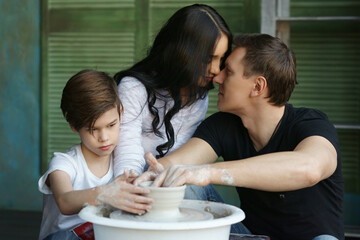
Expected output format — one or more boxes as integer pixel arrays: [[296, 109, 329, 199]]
[[38, 144, 113, 240]]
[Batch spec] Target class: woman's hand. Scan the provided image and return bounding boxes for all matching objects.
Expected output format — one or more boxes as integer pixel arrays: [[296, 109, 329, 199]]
[[96, 169, 153, 214], [133, 152, 165, 185]]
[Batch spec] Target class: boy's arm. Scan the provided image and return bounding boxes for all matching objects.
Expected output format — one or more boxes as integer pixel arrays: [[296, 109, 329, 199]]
[[49, 170, 153, 215]]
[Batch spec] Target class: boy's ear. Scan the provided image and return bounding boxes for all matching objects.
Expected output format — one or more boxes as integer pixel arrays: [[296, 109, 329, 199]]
[[70, 125, 78, 133]]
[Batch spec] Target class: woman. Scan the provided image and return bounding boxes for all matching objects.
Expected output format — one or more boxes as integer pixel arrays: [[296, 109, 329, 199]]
[[113, 4, 231, 200]]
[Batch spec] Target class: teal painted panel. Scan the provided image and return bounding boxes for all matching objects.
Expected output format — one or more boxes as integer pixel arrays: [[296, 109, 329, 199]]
[[0, 0, 42, 210]]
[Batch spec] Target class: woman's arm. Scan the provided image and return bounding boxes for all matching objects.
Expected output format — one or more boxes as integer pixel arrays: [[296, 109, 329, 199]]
[[114, 77, 148, 176]]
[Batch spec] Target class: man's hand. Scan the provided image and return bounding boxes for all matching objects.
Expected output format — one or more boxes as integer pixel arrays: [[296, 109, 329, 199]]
[[133, 152, 165, 185], [96, 169, 153, 214], [152, 164, 213, 187]]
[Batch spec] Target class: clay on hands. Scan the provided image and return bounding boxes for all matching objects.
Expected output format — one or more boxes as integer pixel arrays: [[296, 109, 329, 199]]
[[134, 152, 165, 185], [96, 169, 153, 214], [152, 164, 213, 187]]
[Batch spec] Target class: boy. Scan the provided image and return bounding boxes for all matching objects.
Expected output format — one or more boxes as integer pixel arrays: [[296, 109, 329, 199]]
[[38, 70, 153, 240]]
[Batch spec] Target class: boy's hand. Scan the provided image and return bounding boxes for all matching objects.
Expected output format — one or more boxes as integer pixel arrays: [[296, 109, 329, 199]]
[[97, 169, 153, 214]]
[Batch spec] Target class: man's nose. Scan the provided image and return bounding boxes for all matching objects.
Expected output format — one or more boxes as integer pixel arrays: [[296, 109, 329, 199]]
[[213, 69, 225, 84]]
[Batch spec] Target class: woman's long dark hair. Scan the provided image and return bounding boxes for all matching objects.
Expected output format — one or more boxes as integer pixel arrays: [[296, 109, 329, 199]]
[[114, 4, 232, 158]]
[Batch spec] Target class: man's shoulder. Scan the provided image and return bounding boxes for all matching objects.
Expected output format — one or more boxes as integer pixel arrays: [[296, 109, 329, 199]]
[[284, 104, 338, 146], [287, 104, 329, 122]]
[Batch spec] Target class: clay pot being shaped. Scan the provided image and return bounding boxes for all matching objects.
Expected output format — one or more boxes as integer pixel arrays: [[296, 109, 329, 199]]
[[139, 181, 186, 221], [110, 181, 213, 222]]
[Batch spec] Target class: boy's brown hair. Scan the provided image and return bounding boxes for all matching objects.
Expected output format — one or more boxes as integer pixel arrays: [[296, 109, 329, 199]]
[[60, 69, 122, 132]]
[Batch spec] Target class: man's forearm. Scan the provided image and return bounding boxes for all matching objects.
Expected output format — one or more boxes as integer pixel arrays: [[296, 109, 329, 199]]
[[209, 136, 336, 192]]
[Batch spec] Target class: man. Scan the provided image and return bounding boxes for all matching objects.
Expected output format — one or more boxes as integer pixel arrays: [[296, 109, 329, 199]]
[[136, 34, 344, 240]]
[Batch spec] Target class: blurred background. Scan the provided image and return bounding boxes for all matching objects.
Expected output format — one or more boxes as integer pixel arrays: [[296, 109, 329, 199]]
[[0, 0, 359, 239]]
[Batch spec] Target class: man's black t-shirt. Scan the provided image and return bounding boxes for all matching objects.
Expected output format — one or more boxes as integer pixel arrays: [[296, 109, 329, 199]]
[[193, 104, 344, 240]]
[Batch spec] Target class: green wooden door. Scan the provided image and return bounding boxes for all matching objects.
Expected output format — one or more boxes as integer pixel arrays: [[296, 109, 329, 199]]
[[41, 0, 260, 205]]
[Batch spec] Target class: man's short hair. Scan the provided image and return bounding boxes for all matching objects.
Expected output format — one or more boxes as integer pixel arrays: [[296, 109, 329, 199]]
[[233, 33, 297, 106]]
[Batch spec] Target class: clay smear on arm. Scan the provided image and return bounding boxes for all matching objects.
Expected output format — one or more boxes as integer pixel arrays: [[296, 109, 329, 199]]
[[220, 169, 234, 185]]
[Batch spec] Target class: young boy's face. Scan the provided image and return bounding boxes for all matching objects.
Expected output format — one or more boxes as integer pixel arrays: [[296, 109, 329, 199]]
[[76, 107, 120, 159]]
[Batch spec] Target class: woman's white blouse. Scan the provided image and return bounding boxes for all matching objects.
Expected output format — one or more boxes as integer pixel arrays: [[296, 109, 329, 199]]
[[114, 76, 208, 176]]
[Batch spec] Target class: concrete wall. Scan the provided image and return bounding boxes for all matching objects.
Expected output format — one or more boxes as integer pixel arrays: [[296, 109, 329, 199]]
[[0, 0, 42, 211]]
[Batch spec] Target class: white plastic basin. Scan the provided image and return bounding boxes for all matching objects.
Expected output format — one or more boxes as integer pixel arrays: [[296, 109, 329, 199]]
[[79, 200, 245, 240]]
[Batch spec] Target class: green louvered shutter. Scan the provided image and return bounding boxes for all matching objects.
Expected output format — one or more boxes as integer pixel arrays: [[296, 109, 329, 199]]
[[290, 29, 360, 188], [41, 0, 142, 170], [288, 0, 360, 226]]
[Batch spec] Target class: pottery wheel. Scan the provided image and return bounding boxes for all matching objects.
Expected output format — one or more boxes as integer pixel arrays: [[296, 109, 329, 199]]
[[110, 207, 213, 222]]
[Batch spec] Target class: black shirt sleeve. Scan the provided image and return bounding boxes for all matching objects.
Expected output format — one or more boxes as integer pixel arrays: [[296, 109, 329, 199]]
[[193, 112, 246, 158], [193, 112, 225, 157]]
